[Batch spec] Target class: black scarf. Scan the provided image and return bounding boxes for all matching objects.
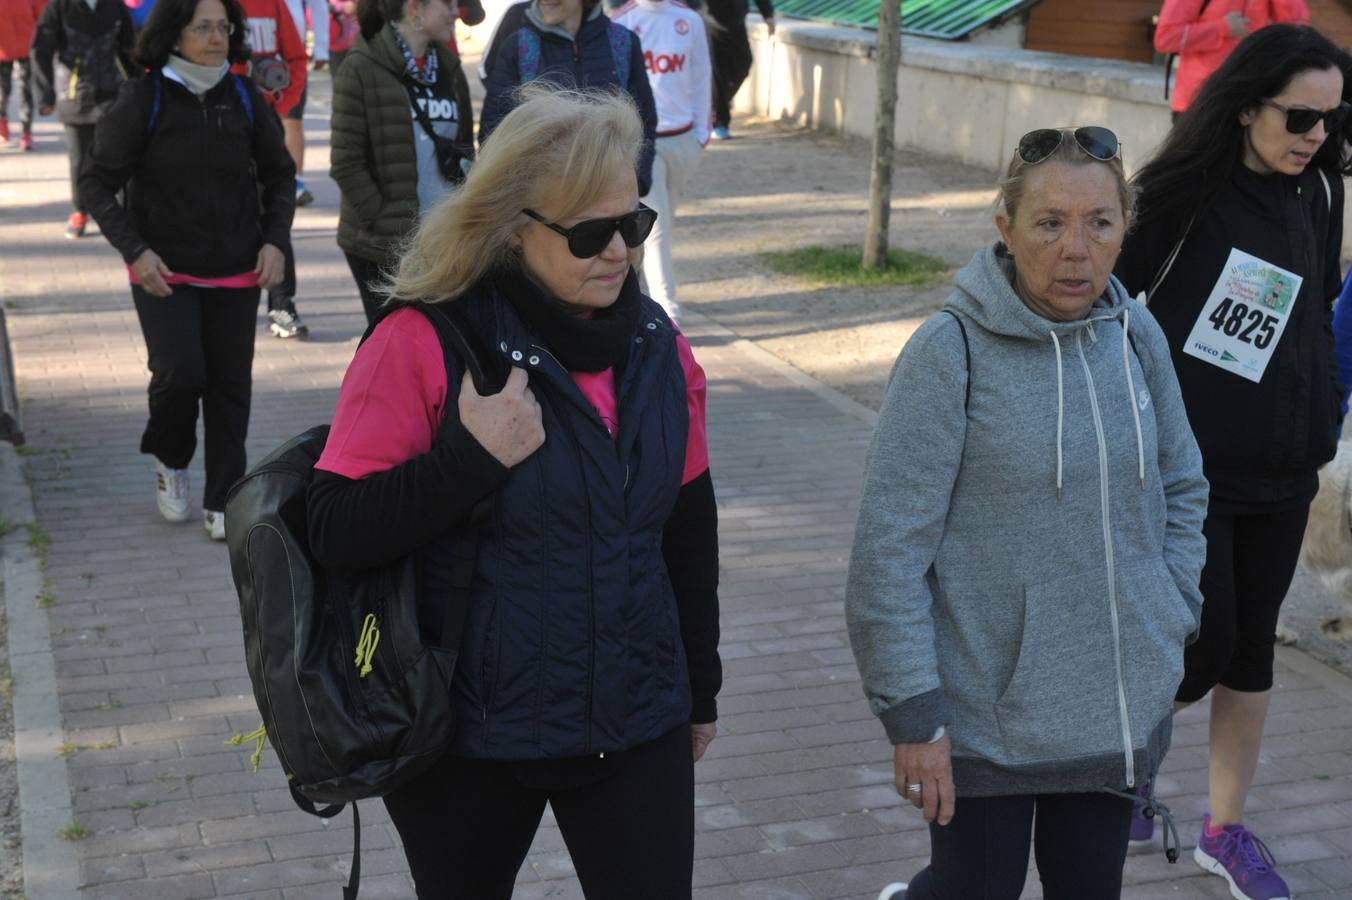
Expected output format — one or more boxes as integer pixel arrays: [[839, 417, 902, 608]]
[[495, 265, 642, 372]]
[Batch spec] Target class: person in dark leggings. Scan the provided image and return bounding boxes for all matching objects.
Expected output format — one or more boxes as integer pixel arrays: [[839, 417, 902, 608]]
[[31, 0, 135, 238], [80, 0, 295, 539], [0, 0, 42, 151], [704, 0, 773, 140], [1116, 25, 1351, 900], [309, 86, 720, 898], [848, 124, 1208, 900]]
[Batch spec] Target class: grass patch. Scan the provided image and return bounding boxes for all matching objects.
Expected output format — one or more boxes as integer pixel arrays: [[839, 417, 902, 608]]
[[128, 800, 155, 811], [55, 743, 83, 757], [94, 741, 118, 750], [35, 590, 54, 609], [759, 245, 950, 288], [59, 822, 92, 841], [13, 444, 36, 457], [95, 699, 123, 711], [24, 523, 50, 569], [0, 519, 13, 538]]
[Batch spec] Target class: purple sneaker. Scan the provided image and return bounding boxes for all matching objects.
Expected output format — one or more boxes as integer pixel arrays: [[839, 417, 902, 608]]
[[1194, 815, 1290, 900], [1129, 781, 1154, 845]]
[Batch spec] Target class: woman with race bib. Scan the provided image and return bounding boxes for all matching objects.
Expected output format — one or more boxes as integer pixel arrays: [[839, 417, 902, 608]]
[[1116, 24, 1351, 900]]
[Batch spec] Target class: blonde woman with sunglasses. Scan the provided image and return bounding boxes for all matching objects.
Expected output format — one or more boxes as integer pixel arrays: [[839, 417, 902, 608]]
[[307, 84, 720, 897], [1116, 25, 1352, 900], [847, 125, 1208, 899]]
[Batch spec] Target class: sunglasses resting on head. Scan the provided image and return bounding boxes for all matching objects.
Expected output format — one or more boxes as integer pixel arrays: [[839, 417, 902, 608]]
[[1017, 126, 1121, 165], [522, 205, 659, 259]]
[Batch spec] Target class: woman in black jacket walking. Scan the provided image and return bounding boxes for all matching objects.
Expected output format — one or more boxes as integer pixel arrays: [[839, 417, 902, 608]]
[[80, 0, 295, 541], [1115, 25, 1351, 900]]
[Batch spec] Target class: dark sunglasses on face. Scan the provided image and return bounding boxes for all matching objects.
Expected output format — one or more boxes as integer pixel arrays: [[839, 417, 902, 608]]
[[521, 204, 659, 259], [1016, 126, 1121, 165], [1260, 98, 1351, 135]]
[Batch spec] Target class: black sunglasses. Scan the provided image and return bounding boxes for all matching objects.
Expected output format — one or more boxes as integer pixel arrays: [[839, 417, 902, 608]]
[[1260, 99, 1350, 135], [521, 204, 658, 259], [1017, 126, 1121, 165]]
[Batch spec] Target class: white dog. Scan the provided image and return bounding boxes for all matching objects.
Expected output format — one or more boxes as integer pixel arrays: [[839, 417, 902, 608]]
[[1292, 442, 1352, 642]]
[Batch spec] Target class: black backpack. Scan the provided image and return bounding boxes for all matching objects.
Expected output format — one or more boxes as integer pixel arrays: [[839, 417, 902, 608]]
[[224, 302, 491, 899]]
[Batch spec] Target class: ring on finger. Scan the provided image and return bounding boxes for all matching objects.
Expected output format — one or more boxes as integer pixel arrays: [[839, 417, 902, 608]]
[[905, 783, 922, 794]]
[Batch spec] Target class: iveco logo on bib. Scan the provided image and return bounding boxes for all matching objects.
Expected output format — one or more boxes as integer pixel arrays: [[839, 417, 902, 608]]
[[644, 51, 686, 74], [1191, 340, 1220, 358], [416, 98, 459, 120]]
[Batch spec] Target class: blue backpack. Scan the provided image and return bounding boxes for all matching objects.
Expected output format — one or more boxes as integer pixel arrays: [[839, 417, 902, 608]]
[[146, 71, 254, 136], [516, 22, 632, 87]]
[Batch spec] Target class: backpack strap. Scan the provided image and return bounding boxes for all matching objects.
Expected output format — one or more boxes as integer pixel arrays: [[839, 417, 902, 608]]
[[1146, 216, 1194, 305], [516, 27, 542, 82], [939, 309, 971, 413], [145, 71, 161, 136], [607, 22, 631, 87], [1162, 0, 1211, 100], [147, 72, 254, 135], [1319, 168, 1332, 211], [231, 74, 254, 126]]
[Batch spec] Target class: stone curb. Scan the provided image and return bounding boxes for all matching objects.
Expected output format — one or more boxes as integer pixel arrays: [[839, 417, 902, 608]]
[[1, 444, 80, 899]]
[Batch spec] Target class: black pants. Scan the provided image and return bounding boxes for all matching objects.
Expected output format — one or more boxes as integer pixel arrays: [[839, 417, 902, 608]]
[[345, 251, 390, 326], [0, 58, 34, 129], [383, 725, 695, 899], [1176, 503, 1311, 702], [906, 792, 1133, 900], [709, 22, 753, 129], [132, 284, 260, 510], [64, 123, 96, 213]]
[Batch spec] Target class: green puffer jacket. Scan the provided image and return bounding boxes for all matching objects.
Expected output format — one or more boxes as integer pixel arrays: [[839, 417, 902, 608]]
[[331, 26, 473, 263]]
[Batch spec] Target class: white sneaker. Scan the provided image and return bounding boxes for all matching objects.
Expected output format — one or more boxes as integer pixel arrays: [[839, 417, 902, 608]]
[[203, 509, 226, 541], [155, 462, 190, 522]]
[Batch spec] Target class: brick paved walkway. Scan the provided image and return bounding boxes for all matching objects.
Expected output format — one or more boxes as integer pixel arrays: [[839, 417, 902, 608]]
[[2, 81, 1351, 900]]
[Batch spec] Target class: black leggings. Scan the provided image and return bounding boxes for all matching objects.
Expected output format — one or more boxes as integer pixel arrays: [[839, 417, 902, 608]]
[[345, 251, 390, 326], [132, 283, 260, 509], [383, 725, 694, 899], [0, 58, 34, 129], [906, 791, 1133, 900], [1176, 504, 1311, 702], [709, 22, 753, 130], [64, 123, 96, 213]]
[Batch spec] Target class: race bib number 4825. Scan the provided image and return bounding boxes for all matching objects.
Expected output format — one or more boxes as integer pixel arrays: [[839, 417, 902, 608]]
[[1181, 248, 1302, 384]]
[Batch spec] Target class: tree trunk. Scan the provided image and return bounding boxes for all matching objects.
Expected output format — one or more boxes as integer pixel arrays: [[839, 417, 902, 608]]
[[863, 0, 901, 270]]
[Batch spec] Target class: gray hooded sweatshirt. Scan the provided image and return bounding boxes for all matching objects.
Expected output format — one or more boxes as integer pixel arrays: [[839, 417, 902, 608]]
[[846, 243, 1209, 796]]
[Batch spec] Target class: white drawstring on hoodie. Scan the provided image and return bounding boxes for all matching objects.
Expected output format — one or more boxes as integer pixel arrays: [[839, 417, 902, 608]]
[[1047, 308, 1147, 499]]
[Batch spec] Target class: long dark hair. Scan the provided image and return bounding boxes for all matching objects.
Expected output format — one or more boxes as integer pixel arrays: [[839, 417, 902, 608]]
[[135, 0, 250, 69], [358, 0, 410, 40], [1133, 24, 1352, 243]]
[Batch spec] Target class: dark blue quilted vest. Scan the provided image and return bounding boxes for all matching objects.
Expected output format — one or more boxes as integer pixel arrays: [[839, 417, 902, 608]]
[[441, 281, 692, 760]]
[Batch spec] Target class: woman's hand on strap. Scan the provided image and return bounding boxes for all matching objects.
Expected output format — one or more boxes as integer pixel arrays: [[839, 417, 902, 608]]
[[254, 243, 286, 290], [458, 366, 545, 468], [893, 730, 956, 825], [132, 248, 175, 297]]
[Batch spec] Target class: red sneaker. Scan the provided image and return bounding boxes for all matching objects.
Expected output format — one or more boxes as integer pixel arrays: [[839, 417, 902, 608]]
[[19, 131, 32, 152], [65, 212, 88, 239], [0, 118, 9, 142]]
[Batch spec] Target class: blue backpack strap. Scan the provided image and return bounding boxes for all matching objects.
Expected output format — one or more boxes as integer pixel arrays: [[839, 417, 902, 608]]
[[146, 72, 254, 134], [516, 28, 542, 82], [607, 22, 631, 87], [145, 71, 162, 136], [231, 74, 254, 126]]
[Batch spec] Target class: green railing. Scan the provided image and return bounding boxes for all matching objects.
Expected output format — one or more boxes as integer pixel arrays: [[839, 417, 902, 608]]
[[771, 0, 1032, 38]]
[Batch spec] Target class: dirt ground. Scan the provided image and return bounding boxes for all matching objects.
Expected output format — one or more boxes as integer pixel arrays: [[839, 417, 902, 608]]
[[676, 118, 995, 411]]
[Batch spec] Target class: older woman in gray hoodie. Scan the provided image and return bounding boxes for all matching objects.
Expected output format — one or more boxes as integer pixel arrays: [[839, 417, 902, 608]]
[[847, 127, 1209, 900]]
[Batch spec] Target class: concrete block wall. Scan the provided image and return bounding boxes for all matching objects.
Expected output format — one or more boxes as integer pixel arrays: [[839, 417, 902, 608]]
[[736, 19, 1352, 258]]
